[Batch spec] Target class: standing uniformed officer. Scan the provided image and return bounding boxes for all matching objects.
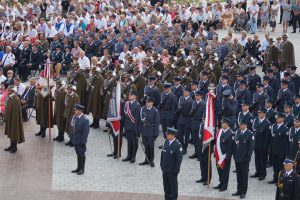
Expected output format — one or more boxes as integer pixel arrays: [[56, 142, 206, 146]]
[[122, 91, 141, 164], [189, 90, 206, 159], [70, 104, 90, 176], [293, 95, 300, 117], [232, 120, 254, 199], [251, 108, 272, 181], [176, 86, 193, 155], [143, 76, 161, 107], [160, 127, 183, 200], [265, 99, 276, 124], [139, 96, 160, 167], [171, 77, 184, 100], [214, 117, 235, 192], [269, 113, 290, 184], [275, 159, 300, 200], [288, 116, 300, 159], [237, 100, 253, 130], [252, 83, 269, 118], [159, 83, 178, 148], [276, 80, 293, 113], [221, 89, 238, 129], [235, 80, 252, 114], [284, 103, 295, 129]]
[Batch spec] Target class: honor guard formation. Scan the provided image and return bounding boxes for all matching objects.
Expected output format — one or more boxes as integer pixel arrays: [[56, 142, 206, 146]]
[[1, 0, 300, 199]]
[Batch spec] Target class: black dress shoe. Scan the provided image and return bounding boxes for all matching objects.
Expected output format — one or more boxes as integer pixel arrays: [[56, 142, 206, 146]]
[[57, 137, 64, 142], [139, 160, 149, 165], [232, 191, 241, 196], [258, 177, 265, 181], [77, 170, 84, 175], [113, 154, 119, 159], [35, 132, 42, 136], [219, 187, 227, 192], [182, 149, 187, 155], [71, 169, 80, 173], [214, 184, 221, 189], [103, 129, 109, 132], [189, 153, 198, 159], [196, 178, 205, 183], [65, 141, 72, 146], [122, 157, 131, 162], [10, 146, 17, 153], [107, 153, 115, 157], [130, 159, 135, 163], [158, 145, 163, 149], [250, 173, 259, 178], [23, 118, 29, 122], [203, 182, 210, 186], [291, 31, 296, 33], [53, 136, 60, 141], [90, 122, 95, 127], [240, 194, 246, 199], [4, 145, 12, 151], [150, 162, 155, 167], [268, 179, 276, 184]]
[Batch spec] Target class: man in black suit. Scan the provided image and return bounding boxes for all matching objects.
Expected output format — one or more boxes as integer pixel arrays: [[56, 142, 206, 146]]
[[20, 78, 36, 122]]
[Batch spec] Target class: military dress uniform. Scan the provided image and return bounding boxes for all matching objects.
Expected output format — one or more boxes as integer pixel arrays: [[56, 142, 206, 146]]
[[160, 128, 183, 200], [252, 111, 272, 179], [271, 120, 290, 182], [70, 104, 90, 175], [233, 126, 254, 198], [276, 86, 293, 113], [123, 96, 141, 163], [159, 85, 178, 139], [143, 82, 161, 107], [288, 122, 300, 159], [221, 90, 238, 129], [176, 94, 193, 154], [139, 99, 160, 167], [237, 110, 253, 130], [252, 88, 269, 118], [215, 123, 236, 191], [275, 161, 300, 200], [296, 148, 300, 175], [189, 92, 206, 158]]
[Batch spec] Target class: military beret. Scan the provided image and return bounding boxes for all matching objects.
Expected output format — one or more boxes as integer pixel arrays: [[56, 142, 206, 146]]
[[283, 159, 294, 165], [221, 75, 229, 80], [195, 90, 206, 96], [174, 77, 182, 82], [146, 96, 155, 102], [275, 112, 286, 119], [148, 76, 157, 81], [74, 104, 85, 111], [167, 127, 178, 135], [222, 89, 232, 97], [258, 107, 267, 113], [191, 80, 199, 85], [241, 100, 251, 106], [284, 72, 290, 77], [128, 90, 138, 96], [263, 76, 271, 81], [281, 80, 289, 84], [266, 99, 274, 104], [291, 66, 297, 70], [240, 80, 247, 85], [256, 83, 264, 88], [221, 117, 231, 124], [163, 83, 172, 88], [284, 102, 294, 108]]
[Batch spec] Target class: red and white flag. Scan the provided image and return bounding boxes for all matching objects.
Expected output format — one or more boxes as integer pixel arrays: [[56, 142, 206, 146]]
[[107, 81, 121, 136], [214, 129, 226, 169], [202, 92, 215, 151], [41, 58, 51, 79]]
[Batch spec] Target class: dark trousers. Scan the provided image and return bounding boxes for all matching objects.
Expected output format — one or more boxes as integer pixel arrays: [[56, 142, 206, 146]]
[[177, 123, 191, 150], [18, 63, 29, 81], [142, 135, 155, 162], [293, 14, 300, 31], [280, 6, 283, 23], [191, 128, 200, 154], [111, 129, 123, 156], [74, 144, 86, 157], [271, 154, 285, 180], [254, 148, 268, 178], [161, 119, 174, 138], [217, 157, 232, 189], [125, 129, 138, 159], [235, 161, 250, 194], [163, 173, 178, 200], [199, 145, 212, 182], [21, 103, 31, 119]]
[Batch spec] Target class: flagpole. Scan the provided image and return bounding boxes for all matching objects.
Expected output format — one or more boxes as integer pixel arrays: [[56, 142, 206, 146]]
[[47, 58, 51, 140], [207, 94, 212, 188], [117, 131, 120, 159]]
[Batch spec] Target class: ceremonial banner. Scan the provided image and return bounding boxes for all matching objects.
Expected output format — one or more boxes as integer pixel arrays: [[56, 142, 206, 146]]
[[202, 92, 215, 151], [107, 81, 121, 136]]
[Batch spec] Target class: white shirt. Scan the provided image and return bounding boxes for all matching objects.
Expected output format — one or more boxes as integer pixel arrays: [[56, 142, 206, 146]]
[[45, 26, 57, 38], [1, 53, 15, 67], [63, 23, 74, 37], [78, 56, 91, 70], [0, 74, 7, 83], [16, 83, 26, 96], [95, 18, 107, 29]]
